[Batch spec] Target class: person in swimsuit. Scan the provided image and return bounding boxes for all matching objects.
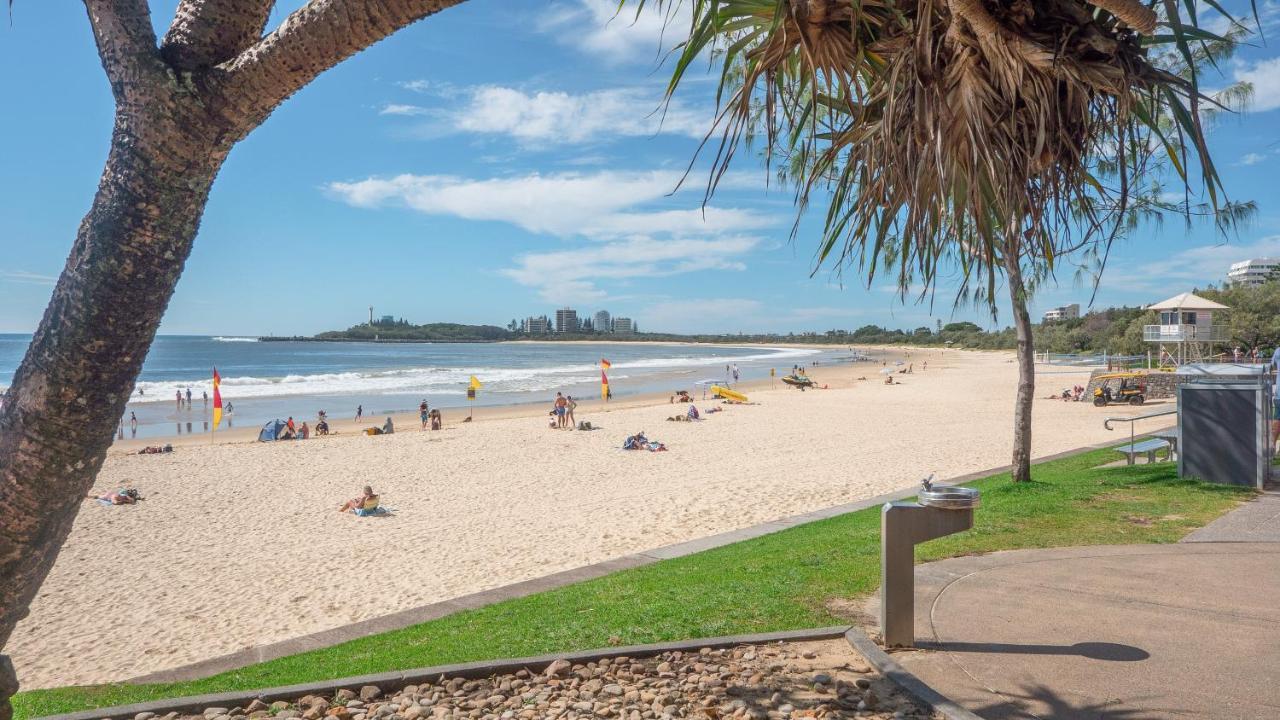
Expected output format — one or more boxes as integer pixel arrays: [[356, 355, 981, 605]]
[[339, 486, 376, 513], [565, 395, 577, 429], [554, 393, 568, 429]]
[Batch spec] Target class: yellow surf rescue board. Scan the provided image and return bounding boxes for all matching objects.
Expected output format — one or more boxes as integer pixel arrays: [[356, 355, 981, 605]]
[[710, 385, 748, 402]]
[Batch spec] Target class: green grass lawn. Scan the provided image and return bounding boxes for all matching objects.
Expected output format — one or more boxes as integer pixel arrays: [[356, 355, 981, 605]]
[[13, 447, 1251, 719]]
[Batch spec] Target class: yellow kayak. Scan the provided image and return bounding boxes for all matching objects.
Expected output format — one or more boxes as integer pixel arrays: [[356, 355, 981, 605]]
[[710, 385, 748, 402]]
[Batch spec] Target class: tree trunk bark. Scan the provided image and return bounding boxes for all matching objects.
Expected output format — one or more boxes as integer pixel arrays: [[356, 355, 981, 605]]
[[1003, 245, 1035, 483], [0, 108, 225, 720]]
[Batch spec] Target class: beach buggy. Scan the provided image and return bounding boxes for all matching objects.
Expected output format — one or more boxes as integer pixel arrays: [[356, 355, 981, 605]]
[[1092, 373, 1146, 406]]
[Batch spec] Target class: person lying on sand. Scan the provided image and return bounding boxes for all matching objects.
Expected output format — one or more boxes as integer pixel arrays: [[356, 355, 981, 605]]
[[90, 488, 141, 505], [339, 486, 377, 513], [884, 376, 894, 384]]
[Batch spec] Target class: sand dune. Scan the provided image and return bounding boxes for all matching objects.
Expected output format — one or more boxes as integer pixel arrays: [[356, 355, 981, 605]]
[[7, 349, 1171, 688]]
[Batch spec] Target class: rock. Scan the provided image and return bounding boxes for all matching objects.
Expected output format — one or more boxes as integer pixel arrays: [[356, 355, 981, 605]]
[[301, 709, 323, 720], [336, 690, 357, 702], [544, 659, 572, 678], [204, 709, 229, 719], [270, 703, 291, 712], [277, 712, 301, 719], [246, 701, 269, 714], [344, 702, 364, 710], [854, 678, 871, 690], [135, 713, 157, 720], [402, 706, 424, 720], [811, 673, 832, 686], [601, 684, 624, 697], [359, 687, 382, 702]]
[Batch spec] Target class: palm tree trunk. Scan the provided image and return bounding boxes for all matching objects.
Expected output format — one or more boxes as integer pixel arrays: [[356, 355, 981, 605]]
[[1003, 246, 1035, 482], [0, 110, 224, 719]]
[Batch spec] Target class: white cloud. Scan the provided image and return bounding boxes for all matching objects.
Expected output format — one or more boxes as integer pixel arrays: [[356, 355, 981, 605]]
[[1116, 235, 1280, 288], [536, 0, 690, 64], [379, 104, 431, 116], [450, 86, 706, 144], [503, 236, 761, 304], [379, 85, 709, 145], [328, 169, 781, 303], [1235, 56, 1280, 112], [326, 170, 771, 238], [1239, 152, 1268, 165], [0, 270, 56, 286]]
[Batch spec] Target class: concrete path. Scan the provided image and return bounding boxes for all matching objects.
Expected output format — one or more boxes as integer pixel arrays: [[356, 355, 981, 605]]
[[888, 496, 1280, 719], [1182, 489, 1280, 543]]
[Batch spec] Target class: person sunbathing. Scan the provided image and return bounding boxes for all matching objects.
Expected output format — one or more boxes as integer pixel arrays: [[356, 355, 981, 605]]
[[91, 488, 140, 505], [339, 486, 377, 513]]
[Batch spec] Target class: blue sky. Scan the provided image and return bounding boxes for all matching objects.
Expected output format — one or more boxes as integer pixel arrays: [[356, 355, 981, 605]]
[[0, 0, 1278, 336]]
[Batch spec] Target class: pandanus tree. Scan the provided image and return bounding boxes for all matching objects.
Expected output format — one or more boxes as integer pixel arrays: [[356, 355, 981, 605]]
[[638, 0, 1253, 481], [0, 2, 474, 716]]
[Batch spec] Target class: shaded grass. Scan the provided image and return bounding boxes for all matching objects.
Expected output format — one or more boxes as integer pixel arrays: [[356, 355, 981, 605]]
[[13, 447, 1250, 719]]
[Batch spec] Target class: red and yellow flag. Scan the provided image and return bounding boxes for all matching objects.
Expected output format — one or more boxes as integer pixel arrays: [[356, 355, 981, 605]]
[[212, 367, 223, 429], [601, 359, 610, 401], [600, 358, 611, 369]]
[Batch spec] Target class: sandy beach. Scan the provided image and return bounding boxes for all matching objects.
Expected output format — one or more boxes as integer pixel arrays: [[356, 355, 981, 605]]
[[7, 349, 1172, 689]]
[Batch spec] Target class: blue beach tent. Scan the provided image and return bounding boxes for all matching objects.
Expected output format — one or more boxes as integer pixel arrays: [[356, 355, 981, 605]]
[[258, 419, 286, 442]]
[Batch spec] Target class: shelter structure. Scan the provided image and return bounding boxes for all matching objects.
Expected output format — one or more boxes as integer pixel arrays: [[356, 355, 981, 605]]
[[1145, 292, 1229, 366]]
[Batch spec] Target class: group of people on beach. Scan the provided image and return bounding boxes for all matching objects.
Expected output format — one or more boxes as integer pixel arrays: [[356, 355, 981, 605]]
[[549, 392, 578, 429]]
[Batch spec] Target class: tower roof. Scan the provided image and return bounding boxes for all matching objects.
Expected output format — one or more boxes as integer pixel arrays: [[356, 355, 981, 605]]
[[1147, 292, 1229, 311]]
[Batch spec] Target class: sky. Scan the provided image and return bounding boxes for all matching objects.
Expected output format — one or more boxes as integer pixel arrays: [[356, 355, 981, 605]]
[[0, 1, 1278, 336]]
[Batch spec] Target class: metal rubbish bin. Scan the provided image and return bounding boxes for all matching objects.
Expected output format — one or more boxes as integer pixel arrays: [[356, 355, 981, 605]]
[[1177, 379, 1272, 490]]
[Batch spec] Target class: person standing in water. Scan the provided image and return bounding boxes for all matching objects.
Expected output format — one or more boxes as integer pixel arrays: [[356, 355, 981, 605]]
[[355, 404, 363, 423], [175, 389, 182, 409], [129, 412, 138, 437]]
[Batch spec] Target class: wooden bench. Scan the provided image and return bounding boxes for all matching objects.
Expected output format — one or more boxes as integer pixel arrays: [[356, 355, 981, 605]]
[[1115, 438, 1171, 466]]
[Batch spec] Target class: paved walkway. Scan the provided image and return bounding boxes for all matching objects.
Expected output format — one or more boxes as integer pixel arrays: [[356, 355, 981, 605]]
[[890, 492, 1280, 719]]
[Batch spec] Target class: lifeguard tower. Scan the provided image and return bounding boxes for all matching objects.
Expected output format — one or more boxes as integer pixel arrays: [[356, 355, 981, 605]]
[[1145, 292, 1229, 367]]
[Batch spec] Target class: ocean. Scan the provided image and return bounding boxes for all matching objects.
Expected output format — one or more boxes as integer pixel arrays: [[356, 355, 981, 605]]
[[0, 335, 849, 439]]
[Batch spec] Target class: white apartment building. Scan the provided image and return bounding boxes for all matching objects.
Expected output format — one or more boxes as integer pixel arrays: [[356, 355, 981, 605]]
[[1226, 258, 1280, 287], [612, 317, 635, 333], [593, 310, 611, 333], [1042, 303, 1080, 322]]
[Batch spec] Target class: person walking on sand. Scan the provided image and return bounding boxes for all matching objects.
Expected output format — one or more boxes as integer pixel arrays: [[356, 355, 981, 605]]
[[566, 395, 577, 429], [732, 364, 740, 383], [419, 399, 429, 430], [355, 404, 363, 423]]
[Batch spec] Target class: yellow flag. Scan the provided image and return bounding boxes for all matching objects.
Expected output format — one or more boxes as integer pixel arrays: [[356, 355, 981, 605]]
[[469, 375, 482, 390]]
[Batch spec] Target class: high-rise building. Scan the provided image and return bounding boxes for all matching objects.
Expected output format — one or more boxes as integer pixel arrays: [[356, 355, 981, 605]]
[[555, 307, 579, 333], [526, 315, 552, 334], [1042, 304, 1080, 322], [593, 310, 612, 333], [1227, 258, 1280, 287], [612, 316, 635, 333]]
